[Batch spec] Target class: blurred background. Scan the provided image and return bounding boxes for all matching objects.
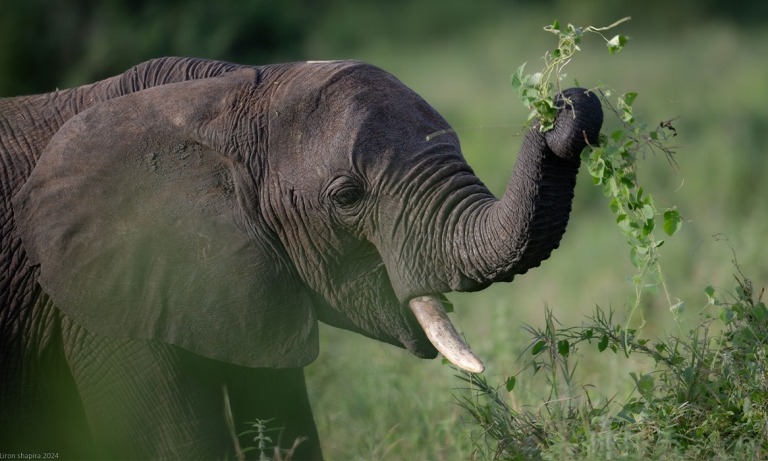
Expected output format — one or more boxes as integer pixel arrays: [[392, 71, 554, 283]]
[[5, 1, 767, 458]]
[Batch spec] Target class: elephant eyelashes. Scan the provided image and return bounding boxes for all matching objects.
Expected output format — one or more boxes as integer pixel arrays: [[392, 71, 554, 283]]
[[327, 176, 364, 209]]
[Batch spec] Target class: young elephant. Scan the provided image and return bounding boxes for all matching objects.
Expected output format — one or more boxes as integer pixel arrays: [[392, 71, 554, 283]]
[[0, 57, 602, 459]]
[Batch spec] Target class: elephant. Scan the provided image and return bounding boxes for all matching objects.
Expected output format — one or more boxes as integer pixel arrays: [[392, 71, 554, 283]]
[[0, 56, 602, 459]]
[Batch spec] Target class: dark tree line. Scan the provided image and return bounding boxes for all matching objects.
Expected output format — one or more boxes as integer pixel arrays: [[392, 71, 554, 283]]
[[2, 0, 764, 96], [1, 0, 322, 96]]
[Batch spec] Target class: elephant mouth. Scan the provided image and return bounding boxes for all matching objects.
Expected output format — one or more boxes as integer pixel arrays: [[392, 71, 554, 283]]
[[408, 295, 485, 373]]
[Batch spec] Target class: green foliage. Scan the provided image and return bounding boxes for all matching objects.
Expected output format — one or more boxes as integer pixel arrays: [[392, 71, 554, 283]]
[[456, 18, 767, 461], [236, 419, 306, 461], [457, 276, 768, 460], [223, 385, 305, 461], [511, 18, 684, 338], [239, 419, 276, 461], [510, 17, 630, 131], [588, 92, 683, 331]]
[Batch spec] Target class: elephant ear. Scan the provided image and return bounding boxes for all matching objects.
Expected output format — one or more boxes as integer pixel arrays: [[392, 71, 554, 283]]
[[12, 69, 318, 368]]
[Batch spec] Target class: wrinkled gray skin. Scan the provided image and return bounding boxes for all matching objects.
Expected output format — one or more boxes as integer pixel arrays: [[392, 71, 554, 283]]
[[0, 57, 602, 459]]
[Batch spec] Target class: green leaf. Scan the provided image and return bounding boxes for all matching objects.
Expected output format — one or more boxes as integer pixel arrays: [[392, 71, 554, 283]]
[[532, 340, 547, 355], [557, 339, 570, 357], [607, 34, 629, 54], [662, 209, 682, 236], [642, 218, 655, 236], [587, 157, 606, 183], [505, 376, 516, 392], [609, 197, 621, 214], [705, 285, 717, 305], [539, 119, 555, 133], [641, 204, 655, 220], [598, 335, 609, 352], [631, 372, 655, 398], [610, 129, 625, 142], [620, 92, 638, 107], [616, 214, 638, 235], [754, 301, 768, 321], [510, 63, 527, 92]]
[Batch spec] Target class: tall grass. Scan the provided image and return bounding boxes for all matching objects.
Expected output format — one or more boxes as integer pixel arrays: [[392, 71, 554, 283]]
[[456, 264, 767, 460], [304, 13, 768, 460]]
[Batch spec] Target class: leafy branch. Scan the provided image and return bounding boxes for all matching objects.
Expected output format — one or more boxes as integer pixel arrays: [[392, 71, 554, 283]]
[[511, 17, 631, 131], [511, 17, 682, 332]]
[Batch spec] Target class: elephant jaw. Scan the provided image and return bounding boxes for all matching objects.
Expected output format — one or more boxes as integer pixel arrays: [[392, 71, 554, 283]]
[[408, 295, 485, 373]]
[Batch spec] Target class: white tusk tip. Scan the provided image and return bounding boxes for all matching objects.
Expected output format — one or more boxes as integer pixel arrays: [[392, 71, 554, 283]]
[[409, 295, 485, 374]]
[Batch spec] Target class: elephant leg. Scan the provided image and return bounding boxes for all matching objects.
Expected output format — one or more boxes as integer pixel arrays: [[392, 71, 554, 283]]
[[0, 299, 94, 457], [61, 319, 233, 459], [61, 317, 323, 460], [224, 367, 323, 460]]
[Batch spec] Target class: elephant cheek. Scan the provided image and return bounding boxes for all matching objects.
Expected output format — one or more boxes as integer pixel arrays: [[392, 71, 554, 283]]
[[315, 269, 438, 359]]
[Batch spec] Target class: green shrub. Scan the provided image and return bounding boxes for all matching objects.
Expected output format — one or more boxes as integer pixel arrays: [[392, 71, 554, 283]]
[[457, 271, 766, 460], [455, 19, 767, 461]]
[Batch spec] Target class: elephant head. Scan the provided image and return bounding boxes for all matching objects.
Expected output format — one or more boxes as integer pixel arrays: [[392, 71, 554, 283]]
[[11, 57, 602, 373]]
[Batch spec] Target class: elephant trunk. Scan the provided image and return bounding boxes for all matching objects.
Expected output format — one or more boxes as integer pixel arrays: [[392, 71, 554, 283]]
[[460, 88, 603, 284], [406, 88, 602, 371]]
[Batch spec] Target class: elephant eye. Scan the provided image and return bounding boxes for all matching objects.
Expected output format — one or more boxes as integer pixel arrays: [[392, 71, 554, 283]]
[[327, 177, 364, 209]]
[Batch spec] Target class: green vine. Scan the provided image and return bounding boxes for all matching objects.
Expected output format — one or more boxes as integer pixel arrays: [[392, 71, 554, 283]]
[[511, 17, 631, 131], [511, 17, 683, 338]]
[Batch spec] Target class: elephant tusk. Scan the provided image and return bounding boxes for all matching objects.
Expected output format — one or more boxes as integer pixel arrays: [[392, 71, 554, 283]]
[[409, 295, 485, 373]]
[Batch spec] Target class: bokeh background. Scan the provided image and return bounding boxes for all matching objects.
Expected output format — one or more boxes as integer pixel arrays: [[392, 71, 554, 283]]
[[5, 1, 768, 458]]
